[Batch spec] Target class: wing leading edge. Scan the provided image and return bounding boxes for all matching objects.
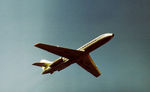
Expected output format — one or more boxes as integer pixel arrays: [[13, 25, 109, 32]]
[[34, 43, 84, 59], [77, 54, 101, 77]]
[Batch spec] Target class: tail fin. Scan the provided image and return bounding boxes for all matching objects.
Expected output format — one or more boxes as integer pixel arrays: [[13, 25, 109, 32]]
[[32, 59, 52, 72]]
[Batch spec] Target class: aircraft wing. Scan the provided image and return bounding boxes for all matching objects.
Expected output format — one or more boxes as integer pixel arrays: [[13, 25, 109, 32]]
[[35, 43, 84, 59], [76, 55, 101, 77]]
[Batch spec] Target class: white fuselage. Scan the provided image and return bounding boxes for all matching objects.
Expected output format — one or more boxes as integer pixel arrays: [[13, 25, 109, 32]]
[[78, 33, 114, 53]]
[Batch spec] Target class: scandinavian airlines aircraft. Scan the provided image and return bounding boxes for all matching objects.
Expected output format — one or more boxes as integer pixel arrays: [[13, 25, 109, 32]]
[[32, 33, 114, 77]]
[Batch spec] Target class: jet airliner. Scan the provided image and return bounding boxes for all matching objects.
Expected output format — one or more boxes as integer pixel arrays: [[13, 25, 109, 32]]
[[32, 33, 114, 77]]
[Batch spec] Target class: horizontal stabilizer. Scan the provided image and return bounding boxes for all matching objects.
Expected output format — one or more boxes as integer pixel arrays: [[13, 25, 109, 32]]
[[34, 43, 85, 59], [32, 59, 52, 71], [32, 62, 47, 67]]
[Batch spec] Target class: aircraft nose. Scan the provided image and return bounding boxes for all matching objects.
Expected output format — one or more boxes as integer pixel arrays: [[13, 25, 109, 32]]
[[103, 33, 114, 41], [109, 33, 114, 36], [104, 33, 114, 38], [109, 33, 114, 40], [111, 33, 114, 37]]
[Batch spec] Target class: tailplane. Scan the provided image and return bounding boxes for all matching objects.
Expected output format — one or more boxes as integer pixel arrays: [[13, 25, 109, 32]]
[[32, 59, 52, 72]]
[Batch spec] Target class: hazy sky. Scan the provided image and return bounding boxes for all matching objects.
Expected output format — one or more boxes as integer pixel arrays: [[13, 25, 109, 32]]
[[0, 0, 150, 92]]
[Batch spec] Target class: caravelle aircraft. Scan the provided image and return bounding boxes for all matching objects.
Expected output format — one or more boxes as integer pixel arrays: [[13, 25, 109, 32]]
[[32, 33, 114, 77]]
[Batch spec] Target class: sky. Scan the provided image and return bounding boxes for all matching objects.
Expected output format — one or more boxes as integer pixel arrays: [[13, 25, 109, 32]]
[[0, 0, 150, 92]]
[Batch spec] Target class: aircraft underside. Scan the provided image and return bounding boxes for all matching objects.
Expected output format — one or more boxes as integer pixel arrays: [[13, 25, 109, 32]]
[[32, 33, 114, 77]]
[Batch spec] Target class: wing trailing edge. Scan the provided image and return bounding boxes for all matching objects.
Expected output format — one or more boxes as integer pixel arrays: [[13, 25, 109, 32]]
[[77, 54, 101, 77]]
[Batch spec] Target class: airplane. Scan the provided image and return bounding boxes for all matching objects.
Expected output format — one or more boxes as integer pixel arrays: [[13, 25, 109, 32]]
[[32, 33, 114, 77]]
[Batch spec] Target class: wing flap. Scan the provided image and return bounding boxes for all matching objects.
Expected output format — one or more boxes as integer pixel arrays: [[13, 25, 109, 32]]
[[35, 43, 84, 59], [77, 55, 101, 77]]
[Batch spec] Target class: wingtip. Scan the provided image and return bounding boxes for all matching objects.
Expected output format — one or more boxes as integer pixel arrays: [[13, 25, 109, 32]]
[[34, 43, 41, 47], [32, 63, 37, 66]]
